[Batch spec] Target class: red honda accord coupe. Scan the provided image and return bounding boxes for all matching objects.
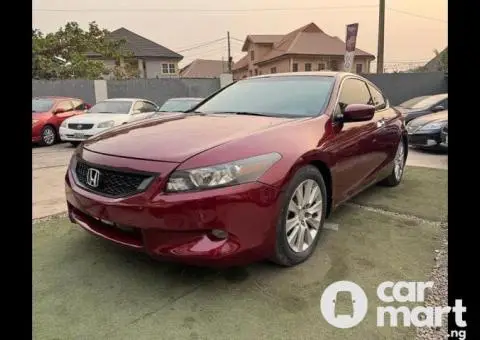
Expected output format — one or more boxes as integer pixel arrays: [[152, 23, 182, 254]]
[[65, 72, 408, 267]]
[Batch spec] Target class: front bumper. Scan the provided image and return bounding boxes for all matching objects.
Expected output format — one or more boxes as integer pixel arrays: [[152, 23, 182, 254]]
[[407, 130, 444, 148], [65, 151, 281, 267], [32, 123, 43, 143], [59, 126, 108, 142]]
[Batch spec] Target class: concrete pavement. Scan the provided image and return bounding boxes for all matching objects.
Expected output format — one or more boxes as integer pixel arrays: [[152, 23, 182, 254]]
[[32, 143, 447, 219]]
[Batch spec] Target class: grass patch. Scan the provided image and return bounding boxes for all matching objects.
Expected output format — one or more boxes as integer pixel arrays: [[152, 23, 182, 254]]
[[33, 205, 443, 339], [351, 166, 447, 221]]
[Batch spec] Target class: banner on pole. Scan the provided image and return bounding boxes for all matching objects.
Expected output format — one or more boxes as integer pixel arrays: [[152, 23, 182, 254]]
[[343, 23, 359, 72]]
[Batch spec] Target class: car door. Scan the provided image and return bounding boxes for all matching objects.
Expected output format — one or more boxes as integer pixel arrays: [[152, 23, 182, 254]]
[[51, 100, 75, 128], [327, 77, 385, 203], [365, 82, 401, 181]]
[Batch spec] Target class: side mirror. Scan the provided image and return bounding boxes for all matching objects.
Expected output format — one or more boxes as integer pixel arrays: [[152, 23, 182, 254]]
[[342, 104, 375, 123], [54, 108, 66, 114], [432, 105, 444, 112]]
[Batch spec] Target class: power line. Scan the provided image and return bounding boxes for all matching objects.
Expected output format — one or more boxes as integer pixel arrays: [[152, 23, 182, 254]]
[[174, 37, 226, 51], [32, 5, 378, 13], [176, 37, 226, 53], [387, 7, 447, 23]]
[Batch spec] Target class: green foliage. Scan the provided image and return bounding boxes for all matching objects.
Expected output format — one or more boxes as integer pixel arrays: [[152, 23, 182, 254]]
[[32, 22, 138, 80], [433, 48, 448, 72]]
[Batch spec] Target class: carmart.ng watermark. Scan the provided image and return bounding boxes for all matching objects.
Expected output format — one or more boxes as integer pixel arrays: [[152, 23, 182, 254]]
[[320, 280, 467, 339]]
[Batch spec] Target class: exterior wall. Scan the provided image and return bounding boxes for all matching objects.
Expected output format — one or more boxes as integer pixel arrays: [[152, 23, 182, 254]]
[[257, 58, 291, 74], [32, 79, 97, 105], [144, 58, 180, 78]]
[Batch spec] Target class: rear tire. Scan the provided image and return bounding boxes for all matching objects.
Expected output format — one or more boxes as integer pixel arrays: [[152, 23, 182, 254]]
[[271, 165, 327, 267], [379, 138, 406, 187], [39, 125, 57, 146]]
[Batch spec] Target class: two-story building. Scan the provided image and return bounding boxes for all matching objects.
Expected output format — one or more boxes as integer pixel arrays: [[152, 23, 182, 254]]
[[232, 23, 375, 80], [87, 27, 183, 79]]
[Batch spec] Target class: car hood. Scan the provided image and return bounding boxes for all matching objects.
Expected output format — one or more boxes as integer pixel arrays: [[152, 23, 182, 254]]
[[408, 110, 448, 127], [83, 113, 297, 162], [65, 113, 131, 124]]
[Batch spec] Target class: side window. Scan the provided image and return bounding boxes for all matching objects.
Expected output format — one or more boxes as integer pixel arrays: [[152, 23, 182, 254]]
[[335, 78, 373, 116], [438, 99, 448, 109], [132, 101, 143, 113], [367, 84, 387, 110], [141, 101, 157, 112], [72, 99, 85, 110], [56, 101, 74, 112]]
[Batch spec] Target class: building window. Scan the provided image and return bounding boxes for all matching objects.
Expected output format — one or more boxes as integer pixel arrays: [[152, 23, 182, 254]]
[[292, 63, 298, 72], [318, 63, 325, 70], [250, 50, 255, 61], [305, 63, 312, 71], [254, 69, 258, 75], [162, 63, 176, 74], [356, 63, 363, 73], [331, 60, 339, 71], [271, 67, 277, 73]]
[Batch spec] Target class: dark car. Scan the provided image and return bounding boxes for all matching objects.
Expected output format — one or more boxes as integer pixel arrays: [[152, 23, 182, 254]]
[[396, 93, 447, 124], [406, 110, 448, 150], [158, 97, 204, 112], [65, 72, 408, 267]]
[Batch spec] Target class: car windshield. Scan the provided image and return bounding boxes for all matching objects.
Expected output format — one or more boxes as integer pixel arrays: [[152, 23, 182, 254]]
[[88, 101, 132, 114], [401, 94, 447, 110], [159, 99, 202, 112], [32, 98, 55, 112], [194, 76, 336, 117]]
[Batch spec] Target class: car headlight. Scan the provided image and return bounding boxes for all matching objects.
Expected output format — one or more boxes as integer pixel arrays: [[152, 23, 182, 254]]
[[166, 152, 282, 192], [97, 120, 115, 128], [419, 122, 446, 131], [60, 120, 68, 128], [32, 119, 39, 126]]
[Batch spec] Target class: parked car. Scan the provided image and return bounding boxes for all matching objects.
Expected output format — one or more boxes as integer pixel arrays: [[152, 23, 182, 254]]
[[32, 96, 90, 146], [59, 98, 160, 146], [65, 72, 408, 267], [406, 110, 448, 150], [441, 123, 448, 147], [396, 93, 447, 123], [157, 97, 204, 113]]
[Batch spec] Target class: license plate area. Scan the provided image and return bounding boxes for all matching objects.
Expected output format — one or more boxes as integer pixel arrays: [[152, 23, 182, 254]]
[[73, 133, 86, 139]]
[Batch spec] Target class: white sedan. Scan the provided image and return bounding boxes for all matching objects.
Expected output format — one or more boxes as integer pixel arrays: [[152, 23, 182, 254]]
[[59, 98, 159, 146]]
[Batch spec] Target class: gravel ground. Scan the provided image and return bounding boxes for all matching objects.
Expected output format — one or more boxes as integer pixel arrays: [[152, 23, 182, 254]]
[[416, 222, 448, 340]]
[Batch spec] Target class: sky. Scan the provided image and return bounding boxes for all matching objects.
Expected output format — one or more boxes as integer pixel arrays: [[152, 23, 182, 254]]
[[32, 0, 447, 72]]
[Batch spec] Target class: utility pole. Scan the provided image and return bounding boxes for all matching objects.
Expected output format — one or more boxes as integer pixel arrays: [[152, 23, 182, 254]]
[[377, 0, 385, 73], [227, 31, 232, 73]]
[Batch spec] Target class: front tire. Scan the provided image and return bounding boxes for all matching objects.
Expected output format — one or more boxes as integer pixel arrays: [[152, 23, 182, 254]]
[[40, 125, 57, 146], [380, 139, 406, 187], [271, 165, 327, 267]]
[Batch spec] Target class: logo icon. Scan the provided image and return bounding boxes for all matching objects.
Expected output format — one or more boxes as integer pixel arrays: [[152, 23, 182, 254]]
[[320, 280, 368, 329], [77, 124, 82, 129], [86, 168, 101, 188]]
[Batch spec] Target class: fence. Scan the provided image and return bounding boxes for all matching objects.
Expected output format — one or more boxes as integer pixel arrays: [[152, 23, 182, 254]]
[[32, 72, 447, 107]]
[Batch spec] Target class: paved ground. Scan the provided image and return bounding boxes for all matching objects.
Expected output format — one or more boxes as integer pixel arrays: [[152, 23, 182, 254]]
[[32, 142, 448, 219], [33, 167, 448, 340]]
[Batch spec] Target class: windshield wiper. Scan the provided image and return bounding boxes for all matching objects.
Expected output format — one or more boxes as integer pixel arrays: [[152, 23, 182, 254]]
[[32, 110, 36, 113], [212, 111, 269, 117]]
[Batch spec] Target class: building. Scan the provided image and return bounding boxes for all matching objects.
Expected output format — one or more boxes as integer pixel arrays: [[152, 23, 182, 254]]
[[232, 23, 375, 80], [86, 27, 183, 79], [180, 59, 229, 78], [423, 47, 448, 72]]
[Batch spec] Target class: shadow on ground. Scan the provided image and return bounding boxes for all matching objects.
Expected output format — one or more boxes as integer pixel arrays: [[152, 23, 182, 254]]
[[33, 167, 447, 340]]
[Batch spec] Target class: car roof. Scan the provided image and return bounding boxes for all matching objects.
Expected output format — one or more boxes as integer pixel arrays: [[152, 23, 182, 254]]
[[33, 96, 81, 101], [101, 98, 152, 102], [248, 71, 350, 79], [166, 97, 204, 101]]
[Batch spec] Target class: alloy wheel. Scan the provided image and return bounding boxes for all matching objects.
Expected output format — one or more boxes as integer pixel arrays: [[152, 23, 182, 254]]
[[394, 142, 405, 181], [42, 127, 56, 145], [286, 179, 323, 253]]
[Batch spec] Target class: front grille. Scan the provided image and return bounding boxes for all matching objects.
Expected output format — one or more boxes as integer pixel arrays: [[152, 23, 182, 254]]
[[74, 158, 156, 197], [69, 123, 94, 130]]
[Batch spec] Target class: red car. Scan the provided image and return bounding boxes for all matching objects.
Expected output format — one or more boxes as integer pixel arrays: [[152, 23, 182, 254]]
[[65, 72, 408, 267], [32, 96, 90, 146]]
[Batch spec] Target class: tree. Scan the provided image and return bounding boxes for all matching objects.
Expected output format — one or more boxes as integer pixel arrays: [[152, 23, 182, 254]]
[[433, 48, 448, 72], [32, 22, 138, 80]]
